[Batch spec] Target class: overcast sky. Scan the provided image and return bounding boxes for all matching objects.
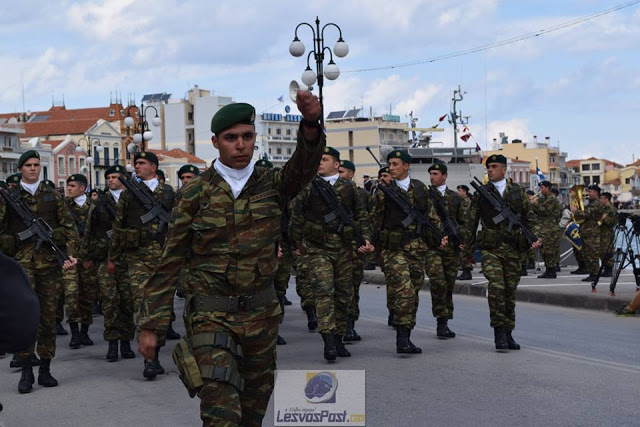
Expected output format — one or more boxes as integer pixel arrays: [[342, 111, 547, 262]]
[[1, 0, 639, 164]]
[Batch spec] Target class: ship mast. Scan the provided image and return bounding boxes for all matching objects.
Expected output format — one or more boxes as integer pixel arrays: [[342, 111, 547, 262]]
[[450, 85, 469, 149]]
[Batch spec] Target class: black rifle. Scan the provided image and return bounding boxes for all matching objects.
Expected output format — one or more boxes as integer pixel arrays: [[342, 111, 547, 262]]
[[118, 175, 171, 243], [65, 199, 86, 235], [96, 190, 117, 220], [428, 187, 461, 248], [0, 187, 69, 265], [311, 177, 367, 247], [469, 177, 538, 244], [377, 183, 443, 243]]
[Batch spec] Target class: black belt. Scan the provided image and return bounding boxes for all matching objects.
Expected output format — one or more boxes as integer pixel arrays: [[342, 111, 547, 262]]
[[189, 286, 277, 313]]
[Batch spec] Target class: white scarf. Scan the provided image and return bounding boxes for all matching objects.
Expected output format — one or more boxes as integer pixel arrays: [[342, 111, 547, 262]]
[[321, 173, 339, 186], [74, 194, 87, 207], [214, 159, 255, 199], [20, 179, 41, 196], [436, 184, 447, 196], [491, 178, 507, 196], [396, 176, 411, 192], [109, 189, 123, 203], [143, 177, 159, 193]]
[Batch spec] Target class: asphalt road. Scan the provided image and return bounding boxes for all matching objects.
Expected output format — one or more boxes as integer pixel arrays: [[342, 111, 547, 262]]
[[1, 283, 639, 427]]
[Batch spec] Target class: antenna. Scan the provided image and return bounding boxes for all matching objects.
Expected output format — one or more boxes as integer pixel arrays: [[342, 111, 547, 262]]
[[21, 74, 26, 114]]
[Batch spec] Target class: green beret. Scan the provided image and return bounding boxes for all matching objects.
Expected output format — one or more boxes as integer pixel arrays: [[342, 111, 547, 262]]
[[340, 160, 355, 172], [134, 151, 159, 166], [6, 173, 21, 184], [18, 150, 40, 169], [156, 169, 166, 180], [378, 166, 390, 177], [322, 146, 340, 160], [104, 165, 126, 178], [254, 159, 273, 169], [387, 150, 411, 163], [42, 179, 56, 189], [211, 103, 256, 135], [67, 174, 88, 185], [178, 164, 201, 177], [486, 154, 507, 166], [428, 162, 447, 174]]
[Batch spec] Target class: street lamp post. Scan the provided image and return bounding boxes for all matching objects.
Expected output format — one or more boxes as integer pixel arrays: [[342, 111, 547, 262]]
[[77, 136, 101, 189], [289, 17, 349, 128], [123, 103, 162, 153]]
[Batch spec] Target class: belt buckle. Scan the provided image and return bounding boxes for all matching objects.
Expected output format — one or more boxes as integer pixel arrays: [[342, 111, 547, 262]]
[[226, 296, 238, 312]]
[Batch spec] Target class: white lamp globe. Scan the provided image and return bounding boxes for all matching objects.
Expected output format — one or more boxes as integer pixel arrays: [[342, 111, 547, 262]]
[[143, 131, 153, 141], [324, 61, 340, 80], [133, 133, 142, 144], [85, 156, 94, 165], [301, 67, 317, 87], [125, 164, 135, 173], [127, 143, 137, 153], [80, 165, 88, 173], [124, 116, 135, 127], [289, 38, 305, 57], [75, 146, 84, 153], [152, 116, 162, 127], [334, 39, 349, 58]]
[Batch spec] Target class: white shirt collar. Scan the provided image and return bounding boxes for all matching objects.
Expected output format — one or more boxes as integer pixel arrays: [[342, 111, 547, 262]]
[[491, 178, 507, 196], [320, 173, 339, 186], [74, 194, 87, 207], [109, 189, 123, 203], [143, 177, 159, 192], [396, 175, 411, 192], [213, 159, 255, 199], [436, 184, 447, 195], [20, 179, 41, 196]]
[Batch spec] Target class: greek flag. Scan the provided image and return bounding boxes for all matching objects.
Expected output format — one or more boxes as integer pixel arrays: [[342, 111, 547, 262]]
[[536, 167, 545, 181]]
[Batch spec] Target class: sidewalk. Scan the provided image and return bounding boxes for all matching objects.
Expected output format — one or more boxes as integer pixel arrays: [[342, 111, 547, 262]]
[[363, 265, 639, 313]]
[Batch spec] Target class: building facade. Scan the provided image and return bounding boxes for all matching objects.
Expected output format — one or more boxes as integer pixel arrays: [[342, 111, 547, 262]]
[[149, 148, 207, 189], [50, 137, 88, 190], [0, 122, 26, 181], [257, 112, 302, 168]]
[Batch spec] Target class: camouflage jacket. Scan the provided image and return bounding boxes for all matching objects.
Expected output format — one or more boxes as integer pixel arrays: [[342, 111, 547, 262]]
[[290, 176, 372, 250], [80, 191, 117, 261], [600, 203, 617, 240], [531, 193, 563, 236], [138, 128, 325, 331], [0, 182, 79, 262], [574, 197, 604, 235], [428, 186, 469, 249], [371, 178, 441, 252]]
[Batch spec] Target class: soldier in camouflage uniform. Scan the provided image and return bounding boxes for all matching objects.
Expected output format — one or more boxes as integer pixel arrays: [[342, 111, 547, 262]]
[[371, 150, 444, 354], [572, 184, 604, 282], [530, 181, 564, 279], [0, 150, 79, 393], [138, 95, 325, 427], [467, 154, 541, 351], [292, 224, 318, 331], [82, 165, 136, 362], [599, 192, 617, 277], [456, 184, 475, 280], [375, 166, 397, 326], [61, 174, 98, 348], [109, 151, 175, 379], [426, 162, 468, 339], [290, 148, 373, 361], [338, 159, 370, 342]]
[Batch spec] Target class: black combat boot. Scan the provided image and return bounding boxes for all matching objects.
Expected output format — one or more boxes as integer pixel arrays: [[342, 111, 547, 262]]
[[304, 307, 318, 331], [520, 266, 528, 276], [18, 358, 35, 394], [334, 335, 351, 357], [505, 330, 521, 350], [277, 335, 287, 345], [344, 318, 357, 342], [153, 347, 164, 375], [351, 320, 361, 341], [601, 266, 613, 278], [92, 300, 102, 316], [571, 261, 587, 274], [537, 267, 557, 279], [69, 323, 81, 349], [79, 324, 94, 346], [493, 326, 509, 352], [582, 274, 597, 282], [120, 340, 136, 359], [143, 359, 157, 379], [56, 322, 68, 336], [396, 325, 413, 354], [106, 340, 119, 362], [166, 321, 180, 340], [37, 359, 58, 387], [436, 318, 456, 339], [457, 268, 472, 280], [321, 333, 337, 361], [283, 296, 292, 306], [407, 329, 422, 354]]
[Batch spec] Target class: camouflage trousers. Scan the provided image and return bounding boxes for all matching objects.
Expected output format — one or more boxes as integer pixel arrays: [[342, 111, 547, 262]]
[[56, 266, 79, 324], [581, 232, 601, 275], [274, 241, 293, 302], [56, 262, 98, 324], [539, 231, 561, 268], [481, 244, 521, 330], [308, 244, 353, 335], [294, 252, 315, 309], [16, 256, 62, 360], [349, 251, 364, 321], [425, 246, 459, 319], [382, 247, 426, 329], [98, 258, 135, 342], [459, 244, 475, 269], [600, 232, 616, 269], [185, 311, 279, 427]]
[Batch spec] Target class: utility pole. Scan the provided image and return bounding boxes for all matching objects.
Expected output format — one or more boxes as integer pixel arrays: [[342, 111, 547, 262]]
[[449, 85, 469, 149]]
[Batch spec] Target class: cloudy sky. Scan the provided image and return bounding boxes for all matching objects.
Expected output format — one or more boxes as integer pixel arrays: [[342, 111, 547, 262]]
[[2, 0, 639, 164]]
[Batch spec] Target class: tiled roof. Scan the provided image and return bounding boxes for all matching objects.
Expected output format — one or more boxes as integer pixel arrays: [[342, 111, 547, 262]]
[[149, 148, 206, 165]]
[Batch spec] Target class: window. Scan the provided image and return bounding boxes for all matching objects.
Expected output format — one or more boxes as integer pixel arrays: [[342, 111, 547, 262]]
[[94, 147, 101, 166], [286, 148, 292, 155], [268, 128, 272, 135], [581, 164, 590, 171], [276, 128, 282, 135], [58, 156, 66, 176], [79, 158, 85, 169], [43, 166, 48, 180], [550, 155, 555, 164], [583, 176, 591, 185], [58, 180, 65, 189], [276, 148, 282, 155], [95, 171, 100, 188], [592, 163, 600, 171], [114, 148, 119, 165], [104, 147, 110, 167], [286, 129, 291, 136], [268, 148, 272, 154], [592, 176, 600, 184], [109, 109, 115, 117], [69, 157, 76, 174], [626, 178, 631, 185]]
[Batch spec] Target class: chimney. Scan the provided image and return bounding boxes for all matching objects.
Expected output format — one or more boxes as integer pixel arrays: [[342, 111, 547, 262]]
[[545, 136, 550, 144]]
